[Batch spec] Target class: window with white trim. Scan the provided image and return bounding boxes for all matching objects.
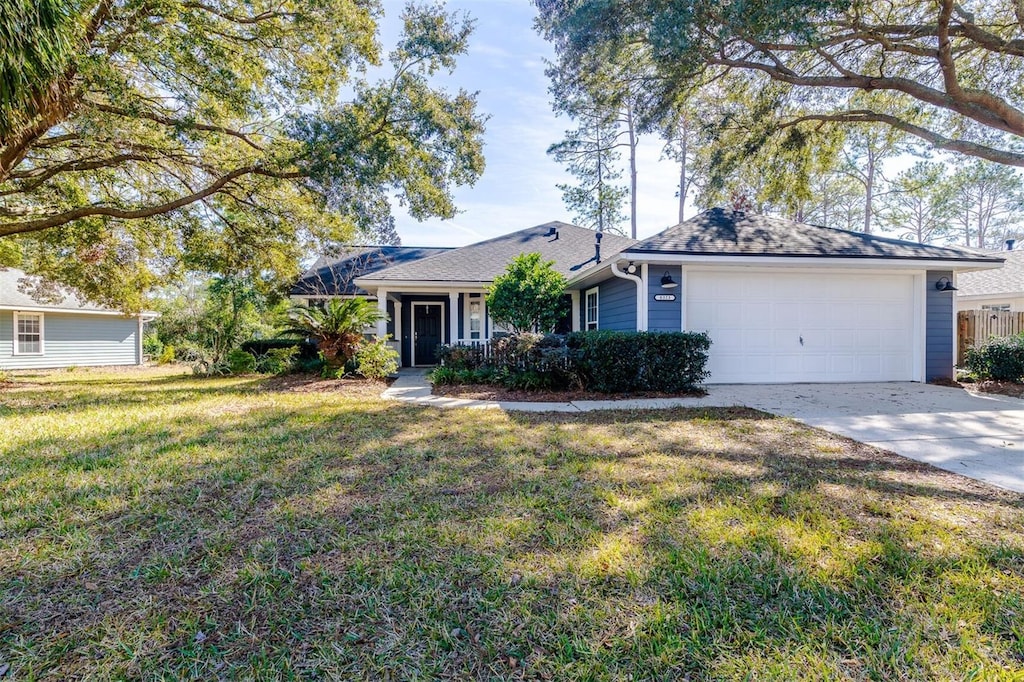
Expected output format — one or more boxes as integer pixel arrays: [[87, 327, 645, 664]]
[[585, 287, 599, 330], [467, 296, 482, 340], [14, 312, 43, 355], [982, 304, 1011, 312]]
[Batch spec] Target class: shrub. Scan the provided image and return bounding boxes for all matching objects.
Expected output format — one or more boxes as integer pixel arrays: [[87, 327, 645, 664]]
[[355, 338, 400, 380], [226, 349, 257, 374], [241, 338, 319, 361], [255, 346, 299, 375], [433, 330, 710, 393], [486, 253, 568, 333], [964, 333, 1024, 381], [567, 330, 711, 392], [157, 345, 176, 365], [142, 333, 163, 359]]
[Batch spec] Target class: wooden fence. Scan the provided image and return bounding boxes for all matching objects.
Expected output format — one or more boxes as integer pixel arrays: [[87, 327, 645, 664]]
[[958, 309, 1024, 364]]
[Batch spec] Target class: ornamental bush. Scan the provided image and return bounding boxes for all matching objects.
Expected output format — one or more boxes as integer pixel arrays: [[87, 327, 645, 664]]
[[566, 330, 711, 392], [226, 349, 257, 374], [355, 338, 400, 380], [433, 330, 711, 393], [963, 333, 1024, 381]]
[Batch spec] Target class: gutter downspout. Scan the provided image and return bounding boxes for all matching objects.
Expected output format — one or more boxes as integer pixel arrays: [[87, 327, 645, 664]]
[[610, 261, 647, 331]]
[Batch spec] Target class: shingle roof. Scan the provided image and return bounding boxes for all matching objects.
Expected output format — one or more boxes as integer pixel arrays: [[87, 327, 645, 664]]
[[360, 222, 636, 283], [627, 208, 1005, 263], [0, 267, 115, 312], [290, 246, 453, 296], [957, 249, 1024, 296]]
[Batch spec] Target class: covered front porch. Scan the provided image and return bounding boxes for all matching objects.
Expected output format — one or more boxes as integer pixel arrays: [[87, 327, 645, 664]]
[[370, 287, 581, 367]]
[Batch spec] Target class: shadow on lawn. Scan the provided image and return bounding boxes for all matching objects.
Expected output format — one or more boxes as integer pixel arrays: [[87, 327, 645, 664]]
[[2, 387, 1023, 679]]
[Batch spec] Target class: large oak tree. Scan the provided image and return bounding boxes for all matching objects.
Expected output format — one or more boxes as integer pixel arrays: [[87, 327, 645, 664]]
[[0, 0, 485, 308], [536, 0, 1024, 170]]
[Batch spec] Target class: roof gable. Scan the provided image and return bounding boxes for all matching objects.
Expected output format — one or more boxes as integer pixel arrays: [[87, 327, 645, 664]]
[[290, 246, 453, 296], [629, 208, 1004, 263], [360, 222, 636, 283]]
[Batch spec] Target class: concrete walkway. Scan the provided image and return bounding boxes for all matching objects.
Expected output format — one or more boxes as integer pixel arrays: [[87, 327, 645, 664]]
[[383, 370, 1024, 494]]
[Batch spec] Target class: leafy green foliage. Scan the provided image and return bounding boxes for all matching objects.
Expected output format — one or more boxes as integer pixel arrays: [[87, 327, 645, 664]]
[[964, 333, 1024, 382], [226, 349, 257, 375], [0, 2, 485, 310], [142, 334, 163, 360], [355, 338, 399, 380], [287, 298, 386, 370], [536, 0, 1024, 183], [157, 345, 176, 365], [566, 330, 711, 392], [486, 253, 568, 333], [433, 331, 711, 393]]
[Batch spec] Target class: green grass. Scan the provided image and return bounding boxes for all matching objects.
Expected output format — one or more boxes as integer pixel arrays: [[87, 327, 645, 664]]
[[1, 367, 1023, 680]]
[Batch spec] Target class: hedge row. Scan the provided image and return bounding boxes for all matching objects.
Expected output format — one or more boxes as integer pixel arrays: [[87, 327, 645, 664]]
[[438, 330, 711, 392], [240, 338, 320, 361]]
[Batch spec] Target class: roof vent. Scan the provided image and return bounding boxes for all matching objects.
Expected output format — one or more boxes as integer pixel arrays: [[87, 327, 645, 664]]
[[1007, 239, 1016, 251], [546, 226, 559, 240], [595, 231, 603, 263]]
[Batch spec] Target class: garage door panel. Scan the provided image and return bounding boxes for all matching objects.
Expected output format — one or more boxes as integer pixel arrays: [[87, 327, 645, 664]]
[[687, 270, 916, 383]]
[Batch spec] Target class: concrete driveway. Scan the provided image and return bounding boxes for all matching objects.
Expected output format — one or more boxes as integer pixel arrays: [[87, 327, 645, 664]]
[[711, 383, 1024, 494]]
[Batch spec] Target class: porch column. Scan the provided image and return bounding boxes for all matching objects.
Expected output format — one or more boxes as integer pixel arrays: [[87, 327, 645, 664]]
[[393, 299, 402, 344], [448, 291, 459, 344], [376, 288, 388, 339], [570, 291, 581, 332]]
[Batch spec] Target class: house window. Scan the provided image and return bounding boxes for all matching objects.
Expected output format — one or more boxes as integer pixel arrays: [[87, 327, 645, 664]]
[[468, 298, 482, 339], [982, 304, 1011, 312], [14, 312, 43, 355], [585, 287, 599, 330]]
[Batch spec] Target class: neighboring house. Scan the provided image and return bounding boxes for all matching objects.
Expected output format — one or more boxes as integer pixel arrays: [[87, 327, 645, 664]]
[[0, 268, 156, 370], [956, 246, 1024, 312], [291, 209, 1003, 383]]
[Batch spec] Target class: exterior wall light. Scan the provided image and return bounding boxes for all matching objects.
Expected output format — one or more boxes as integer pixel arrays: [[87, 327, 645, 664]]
[[660, 271, 678, 288], [934, 276, 957, 292]]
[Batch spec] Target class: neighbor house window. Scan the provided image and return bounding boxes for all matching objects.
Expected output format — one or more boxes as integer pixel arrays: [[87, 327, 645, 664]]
[[982, 304, 1011, 312], [14, 312, 43, 355], [585, 287, 599, 330]]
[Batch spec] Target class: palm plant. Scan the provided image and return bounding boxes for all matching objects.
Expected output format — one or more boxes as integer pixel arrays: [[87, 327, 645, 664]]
[[287, 298, 388, 372]]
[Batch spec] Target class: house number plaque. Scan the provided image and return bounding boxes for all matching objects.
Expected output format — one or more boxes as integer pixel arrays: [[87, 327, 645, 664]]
[[653, 294, 676, 301]]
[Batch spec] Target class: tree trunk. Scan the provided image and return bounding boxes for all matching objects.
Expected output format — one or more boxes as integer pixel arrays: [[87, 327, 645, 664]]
[[678, 117, 688, 223], [627, 104, 638, 239], [863, 148, 875, 234]]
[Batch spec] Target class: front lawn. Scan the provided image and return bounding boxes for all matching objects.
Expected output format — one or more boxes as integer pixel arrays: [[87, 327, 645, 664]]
[[1, 368, 1022, 679]]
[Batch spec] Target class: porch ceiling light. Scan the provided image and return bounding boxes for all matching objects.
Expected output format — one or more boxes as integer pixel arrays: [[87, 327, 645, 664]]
[[626, 261, 637, 274], [660, 271, 678, 289], [934, 276, 957, 292]]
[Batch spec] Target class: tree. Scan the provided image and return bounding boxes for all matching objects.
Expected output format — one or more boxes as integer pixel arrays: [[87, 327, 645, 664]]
[[947, 161, 1024, 248], [659, 106, 703, 223], [535, 0, 1024, 168], [0, 2, 485, 308], [881, 162, 954, 244], [486, 253, 567, 334], [839, 125, 910, 234], [287, 298, 387, 373]]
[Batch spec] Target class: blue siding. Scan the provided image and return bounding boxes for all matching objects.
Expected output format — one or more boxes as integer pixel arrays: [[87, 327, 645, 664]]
[[593, 276, 637, 331], [926, 270, 955, 381], [648, 265, 682, 332], [0, 311, 139, 370]]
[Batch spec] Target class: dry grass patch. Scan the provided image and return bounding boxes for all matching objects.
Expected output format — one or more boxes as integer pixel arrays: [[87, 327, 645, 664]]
[[0, 368, 1022, 680]]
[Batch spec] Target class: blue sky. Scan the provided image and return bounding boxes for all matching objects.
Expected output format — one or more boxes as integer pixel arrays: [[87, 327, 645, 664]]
[[378, 0, 687, 247]]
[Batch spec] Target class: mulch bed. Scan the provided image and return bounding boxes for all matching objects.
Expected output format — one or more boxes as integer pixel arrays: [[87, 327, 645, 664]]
[[966, 380, 1024, 399], [256, 373, 393, 396], [431, 382, 706, 403]]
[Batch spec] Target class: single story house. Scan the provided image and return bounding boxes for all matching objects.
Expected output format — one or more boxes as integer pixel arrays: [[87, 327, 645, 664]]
[[956, 244, 1024, 312], [291, 209, 1004, 383], [0, 267, 156, 370]]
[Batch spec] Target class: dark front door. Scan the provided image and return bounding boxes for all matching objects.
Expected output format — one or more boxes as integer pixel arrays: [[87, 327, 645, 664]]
[[414, 304, 443, 365]]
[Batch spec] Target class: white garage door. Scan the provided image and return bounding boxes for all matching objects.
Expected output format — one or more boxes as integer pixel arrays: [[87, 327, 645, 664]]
[[686, 270, 917, 383]]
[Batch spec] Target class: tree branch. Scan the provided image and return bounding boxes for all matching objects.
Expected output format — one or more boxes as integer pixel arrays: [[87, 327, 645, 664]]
[[0, 165, 301, 236]]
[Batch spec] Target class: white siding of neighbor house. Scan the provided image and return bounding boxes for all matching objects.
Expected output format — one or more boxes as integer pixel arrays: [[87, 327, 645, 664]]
[[0, 311, 140, 370], [957, 296, 1024, 313]]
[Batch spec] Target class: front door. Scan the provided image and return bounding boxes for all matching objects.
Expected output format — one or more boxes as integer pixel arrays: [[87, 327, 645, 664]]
[[413, 304, 443, 365]]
